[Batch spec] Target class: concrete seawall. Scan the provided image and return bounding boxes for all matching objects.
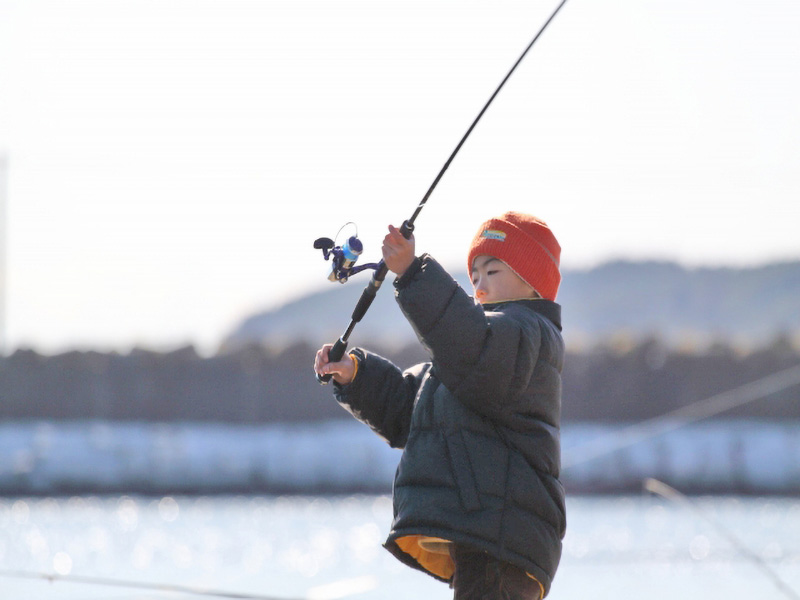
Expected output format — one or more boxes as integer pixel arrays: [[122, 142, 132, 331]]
[[2, 420, 799, 496]]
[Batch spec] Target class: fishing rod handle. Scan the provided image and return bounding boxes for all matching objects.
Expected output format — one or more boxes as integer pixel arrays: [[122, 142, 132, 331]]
[[317, 220, 413, 385], [399, 219, 415, 239], [349, 220, 414, 322], [317, 337, 348, 384]]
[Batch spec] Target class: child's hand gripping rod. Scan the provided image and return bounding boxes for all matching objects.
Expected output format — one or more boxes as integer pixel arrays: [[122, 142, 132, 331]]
[[317, 220, 414, 384]]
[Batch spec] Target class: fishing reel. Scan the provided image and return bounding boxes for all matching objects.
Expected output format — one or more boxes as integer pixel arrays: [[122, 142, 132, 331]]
[[314, 223, 380, 284]]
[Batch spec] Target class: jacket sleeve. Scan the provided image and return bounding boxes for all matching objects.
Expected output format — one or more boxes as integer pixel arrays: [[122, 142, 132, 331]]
[[394, 255, 541, 416], [333, 348, 430, 449]]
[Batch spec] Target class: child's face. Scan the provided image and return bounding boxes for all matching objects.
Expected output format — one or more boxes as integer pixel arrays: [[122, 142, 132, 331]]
[[471, 255, 538, 304]]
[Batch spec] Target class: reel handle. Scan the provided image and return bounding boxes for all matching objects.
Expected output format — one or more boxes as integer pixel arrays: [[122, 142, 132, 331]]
[[316, 337, 348, 384]]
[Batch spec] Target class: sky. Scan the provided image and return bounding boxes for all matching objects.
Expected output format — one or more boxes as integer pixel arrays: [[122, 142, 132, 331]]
[[1, 0, 799, 355]]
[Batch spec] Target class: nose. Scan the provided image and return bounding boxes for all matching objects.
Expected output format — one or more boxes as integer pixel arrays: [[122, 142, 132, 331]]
[[474, 280, 487, 299]]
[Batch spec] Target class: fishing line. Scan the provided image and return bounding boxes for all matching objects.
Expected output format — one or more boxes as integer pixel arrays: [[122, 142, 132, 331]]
[[0, 568, 303, 600], [0, 568, 379, 600], [561, 362, 800, 470], [645, 478, 800, 600]]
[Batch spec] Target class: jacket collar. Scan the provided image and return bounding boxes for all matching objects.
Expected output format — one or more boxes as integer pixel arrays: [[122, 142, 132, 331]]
[[482, 298, 562, 331]]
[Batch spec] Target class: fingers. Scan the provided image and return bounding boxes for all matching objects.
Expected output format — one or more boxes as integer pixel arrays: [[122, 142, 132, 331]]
[[385, 224, 412, 246], [314, 344, 332, 376], [382, 224, 415, 277], [382, 224, 413, 257], [382, 228, 400, 253], [387, 223, 403, 240], [314, 344, 355, 385]]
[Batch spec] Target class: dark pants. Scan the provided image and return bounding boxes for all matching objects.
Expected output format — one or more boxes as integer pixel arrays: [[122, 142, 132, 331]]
[[449, 544, 542, 600]]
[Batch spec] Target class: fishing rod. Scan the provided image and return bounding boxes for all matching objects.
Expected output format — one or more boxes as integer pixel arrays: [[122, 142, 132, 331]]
[[0, 568, 375, 600], [645, 479, 800, 600], [0, 568, 301, 600], [315, 0, 571, 383], [561, 362, 800, 470]]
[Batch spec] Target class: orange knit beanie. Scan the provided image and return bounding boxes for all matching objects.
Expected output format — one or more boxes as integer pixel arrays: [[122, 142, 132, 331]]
[[467, 212, 561, 301]]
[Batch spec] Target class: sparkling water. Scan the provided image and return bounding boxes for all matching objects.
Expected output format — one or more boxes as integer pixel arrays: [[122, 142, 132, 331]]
[[1, 494, 799, 599]]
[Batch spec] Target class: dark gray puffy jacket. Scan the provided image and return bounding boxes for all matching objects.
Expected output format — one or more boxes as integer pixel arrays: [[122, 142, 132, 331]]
[[333, 254, 565, 595]]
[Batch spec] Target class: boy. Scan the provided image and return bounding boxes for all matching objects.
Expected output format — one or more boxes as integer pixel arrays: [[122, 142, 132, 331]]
[[314, 212, 565, 599]]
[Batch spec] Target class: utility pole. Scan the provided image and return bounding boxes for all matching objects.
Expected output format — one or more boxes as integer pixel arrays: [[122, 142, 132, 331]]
[[0, 154, 7, 356]]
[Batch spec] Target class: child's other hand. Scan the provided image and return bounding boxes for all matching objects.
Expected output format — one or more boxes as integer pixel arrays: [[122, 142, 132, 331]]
[[314, 344, 356, 385], [382, 224, 415, 276]]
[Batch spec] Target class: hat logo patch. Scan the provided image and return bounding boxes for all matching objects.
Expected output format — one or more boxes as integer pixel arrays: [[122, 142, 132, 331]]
[[481, 229, 507, 241]]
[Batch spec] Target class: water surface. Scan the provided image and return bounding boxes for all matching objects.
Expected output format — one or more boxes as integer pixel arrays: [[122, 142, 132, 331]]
[[2, 494, 799, 599]]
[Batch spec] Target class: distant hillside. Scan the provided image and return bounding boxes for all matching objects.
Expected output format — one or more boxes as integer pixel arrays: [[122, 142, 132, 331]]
[[223, 260, 800, 351]]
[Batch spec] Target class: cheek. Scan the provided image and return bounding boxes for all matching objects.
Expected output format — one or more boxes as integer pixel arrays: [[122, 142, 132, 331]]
[[512, 277, 535, 296], [500, 273, 527, 296]]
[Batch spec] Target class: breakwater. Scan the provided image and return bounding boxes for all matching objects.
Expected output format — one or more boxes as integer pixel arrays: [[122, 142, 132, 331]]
[[2, 419, 799, 496]]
